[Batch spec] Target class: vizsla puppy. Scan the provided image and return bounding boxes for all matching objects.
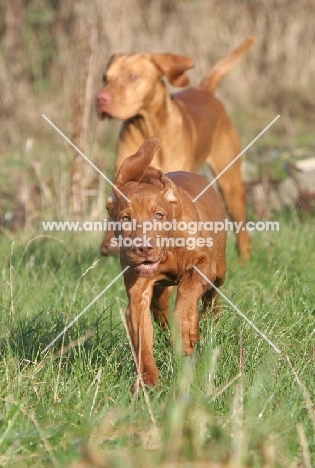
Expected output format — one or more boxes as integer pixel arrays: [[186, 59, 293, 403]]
[[96, 37, 255, 261], [107, 138, 227, 387]]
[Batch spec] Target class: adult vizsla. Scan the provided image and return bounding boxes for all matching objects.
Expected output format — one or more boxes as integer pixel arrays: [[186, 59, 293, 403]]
[[96, 36, 255, 261], [107, 138, 227, 387]]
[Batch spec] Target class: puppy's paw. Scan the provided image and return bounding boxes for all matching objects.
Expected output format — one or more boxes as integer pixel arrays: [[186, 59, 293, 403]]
[[131, 372, 158, 393]]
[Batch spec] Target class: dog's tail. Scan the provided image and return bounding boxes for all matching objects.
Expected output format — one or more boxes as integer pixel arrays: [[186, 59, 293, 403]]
[[200, 36, 256, 92]]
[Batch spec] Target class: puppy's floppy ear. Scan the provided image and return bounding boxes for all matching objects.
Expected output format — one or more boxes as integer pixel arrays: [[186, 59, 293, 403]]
[[161, 174, 178, 215], [140, 166, 164, 187], [114, 137, 160, 187], [106, 192, 118, 216], [139, 167, 178, 213], [150, 53, 194, 87]]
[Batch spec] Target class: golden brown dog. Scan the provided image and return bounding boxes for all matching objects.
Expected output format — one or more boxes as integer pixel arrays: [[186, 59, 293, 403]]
[[96, 37, 255, 261], [107, 138, 227, 387]]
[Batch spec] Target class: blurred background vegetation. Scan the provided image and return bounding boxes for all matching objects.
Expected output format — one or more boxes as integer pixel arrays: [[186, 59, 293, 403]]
[[0, 0, 314, 224]]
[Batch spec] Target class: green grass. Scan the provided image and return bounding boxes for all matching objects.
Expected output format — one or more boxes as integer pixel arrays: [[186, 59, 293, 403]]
[[0, 217, 314, 467]]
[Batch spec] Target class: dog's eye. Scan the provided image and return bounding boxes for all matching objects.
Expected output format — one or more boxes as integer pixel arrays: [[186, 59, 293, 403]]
[[129, 73, 138, 81], [155, 212, 163, 219], [102, 75, 108, 84], [122, 215, 131, 222]]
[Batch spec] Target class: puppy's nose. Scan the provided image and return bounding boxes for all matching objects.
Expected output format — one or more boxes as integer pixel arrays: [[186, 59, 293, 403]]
[[134, 238, 155, 256], [96, 91, 111, 106], [136, 245, 153, 256]]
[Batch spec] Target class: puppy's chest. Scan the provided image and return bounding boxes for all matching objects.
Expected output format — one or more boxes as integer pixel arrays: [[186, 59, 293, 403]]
[[155, 272, 181, 287], [155, 258, 195, 286]]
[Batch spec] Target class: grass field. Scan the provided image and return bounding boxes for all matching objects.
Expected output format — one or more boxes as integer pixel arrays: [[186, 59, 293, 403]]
[[0, 214, 314, 467]]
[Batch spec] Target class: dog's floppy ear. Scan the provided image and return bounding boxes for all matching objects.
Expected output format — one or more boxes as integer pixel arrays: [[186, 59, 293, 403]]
[[140, 166, 164, 186], [161, 174, 178, 215], [150, 53, 194, 87], [106, 192, 118, 216], [105, 53, 124, 70], [114, 137, 160, 187]]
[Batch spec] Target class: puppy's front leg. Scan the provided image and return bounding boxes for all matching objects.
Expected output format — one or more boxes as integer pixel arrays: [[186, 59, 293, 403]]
[[124, 272, 158, 387], [174, 266, 213, 355]]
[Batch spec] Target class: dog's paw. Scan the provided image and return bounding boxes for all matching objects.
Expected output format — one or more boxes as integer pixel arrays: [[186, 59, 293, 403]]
[[131, 372, 158, 393], [182, 331, 199, 356]]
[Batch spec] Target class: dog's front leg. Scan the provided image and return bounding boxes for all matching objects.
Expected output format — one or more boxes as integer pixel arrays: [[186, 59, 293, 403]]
[[124, 275, 158, 387], [174, 267, 212, 356]]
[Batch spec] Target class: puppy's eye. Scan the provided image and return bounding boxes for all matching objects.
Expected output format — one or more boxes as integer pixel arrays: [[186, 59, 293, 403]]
[[122, 215, 131, 222], [155, 213, 163, 219], [129, 73, 138, 81], [102, 75, 108, 84]]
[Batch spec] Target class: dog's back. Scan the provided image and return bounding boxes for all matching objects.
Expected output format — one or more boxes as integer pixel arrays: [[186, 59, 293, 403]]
[[167, 171, 226, 223], [167, 171, 227, 265]]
